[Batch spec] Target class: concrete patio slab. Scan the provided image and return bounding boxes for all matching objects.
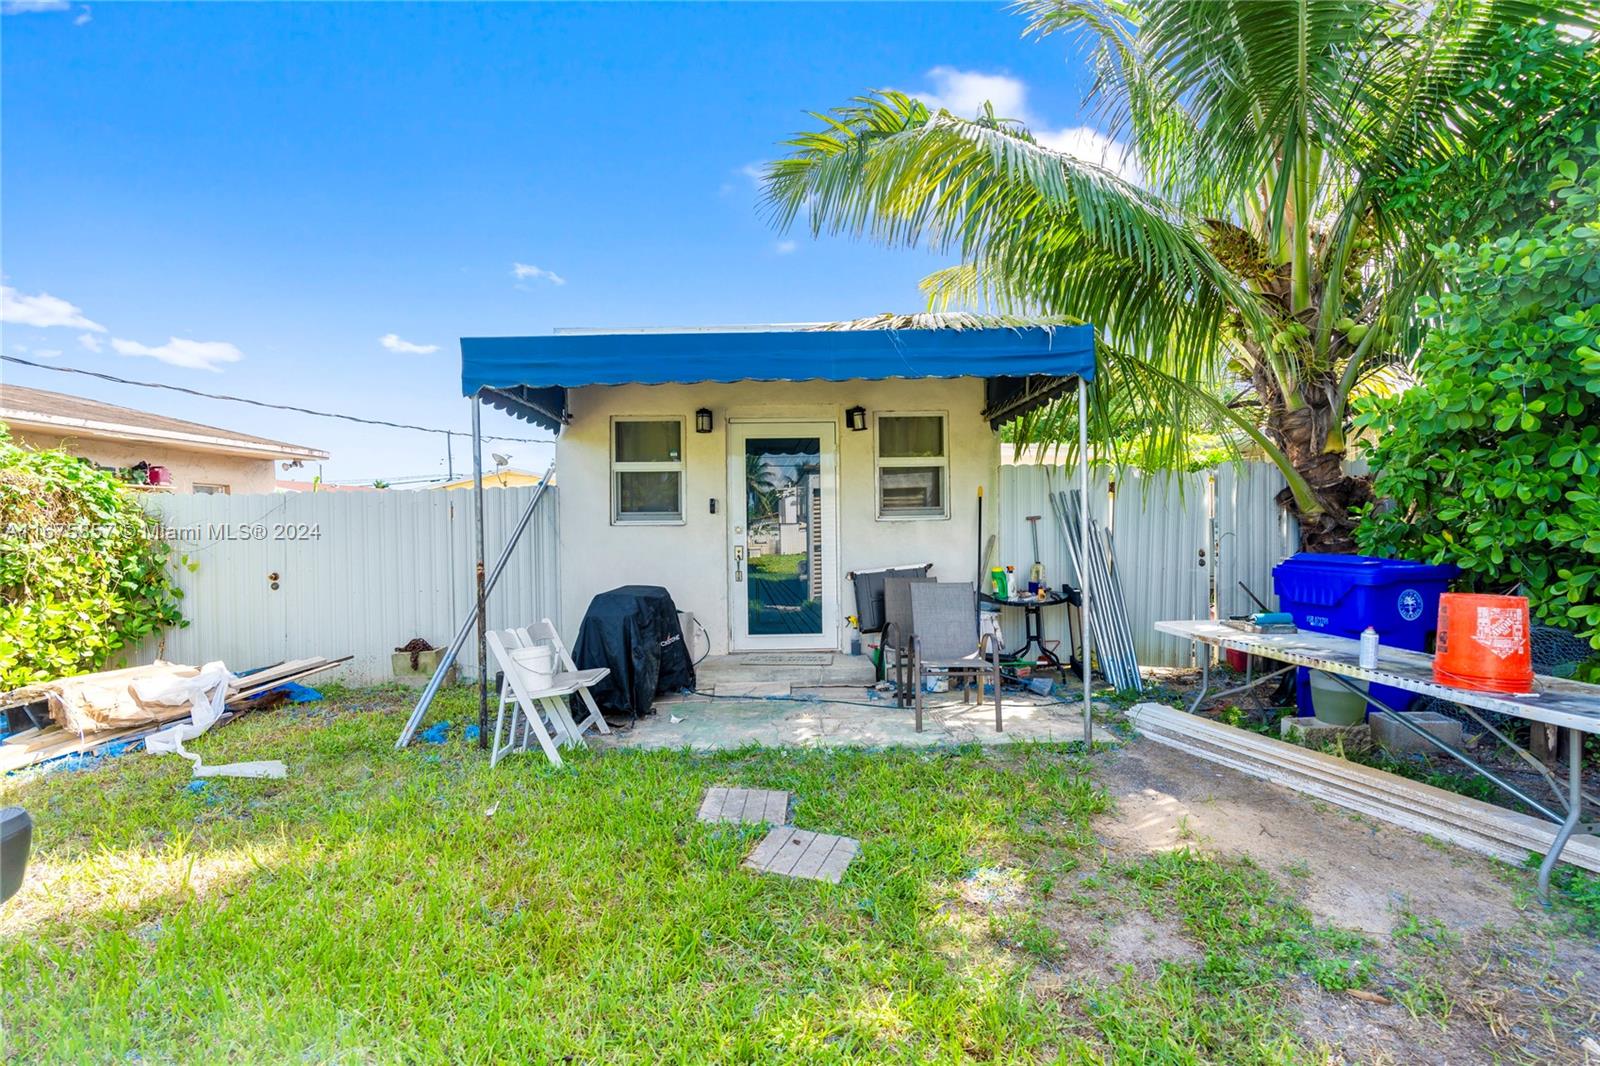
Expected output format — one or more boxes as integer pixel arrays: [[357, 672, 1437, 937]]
[[596, 688, 1090, 751]]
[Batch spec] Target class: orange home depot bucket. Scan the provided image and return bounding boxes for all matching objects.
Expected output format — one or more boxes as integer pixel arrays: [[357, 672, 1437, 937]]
[[1433, 593, 1534, 693]]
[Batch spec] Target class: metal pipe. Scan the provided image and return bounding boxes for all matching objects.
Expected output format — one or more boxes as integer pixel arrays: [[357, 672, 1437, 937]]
[[1322, 672, 1560, 822], [1538, 732, 1585, 905], [471, 398, 489, 749], [394, 462, 556, 748], [1079, 384, 1092, 744]]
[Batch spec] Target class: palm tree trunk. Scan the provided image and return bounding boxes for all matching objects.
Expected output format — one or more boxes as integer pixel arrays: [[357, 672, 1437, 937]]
[[1269, 388, 1372, 553]]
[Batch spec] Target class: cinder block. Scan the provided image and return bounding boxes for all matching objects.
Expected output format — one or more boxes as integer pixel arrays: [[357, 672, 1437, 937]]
[[1280, 715, 1371, 754], [1370, 711, 1463, 756]]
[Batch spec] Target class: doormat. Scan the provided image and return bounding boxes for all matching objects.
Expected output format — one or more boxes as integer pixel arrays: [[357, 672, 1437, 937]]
[[738, 653, 833, 666]]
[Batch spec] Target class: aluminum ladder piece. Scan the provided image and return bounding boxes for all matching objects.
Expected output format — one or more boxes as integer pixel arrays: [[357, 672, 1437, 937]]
[[395, 461, 557, 749]]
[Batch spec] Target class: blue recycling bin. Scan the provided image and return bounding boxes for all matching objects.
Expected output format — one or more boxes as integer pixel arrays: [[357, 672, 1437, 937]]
[[1271, 553, 1458, 717]]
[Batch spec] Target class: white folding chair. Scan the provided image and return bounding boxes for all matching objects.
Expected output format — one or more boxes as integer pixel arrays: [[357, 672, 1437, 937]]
[[487, 621, 611, 768]]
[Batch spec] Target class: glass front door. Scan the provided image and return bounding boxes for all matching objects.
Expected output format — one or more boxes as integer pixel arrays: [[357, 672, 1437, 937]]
[[727, 422, 838, 650]]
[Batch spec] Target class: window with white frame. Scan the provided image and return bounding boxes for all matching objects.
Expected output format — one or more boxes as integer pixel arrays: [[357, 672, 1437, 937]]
[[875, 413, 948, 519], [611, 417, 685, 523]]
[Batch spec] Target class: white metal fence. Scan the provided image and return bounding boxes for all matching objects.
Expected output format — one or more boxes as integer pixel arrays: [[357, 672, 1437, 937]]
[[998, 463, 1299, 667], [122, 462, 1295, 683], [131, 487, 559, 684]]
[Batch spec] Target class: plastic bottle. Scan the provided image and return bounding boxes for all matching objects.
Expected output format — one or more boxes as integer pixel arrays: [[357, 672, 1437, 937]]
[[1359, 626, 1380, 669]]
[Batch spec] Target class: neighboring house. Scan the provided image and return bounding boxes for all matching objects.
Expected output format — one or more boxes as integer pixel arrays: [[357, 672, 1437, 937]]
[[274, 479, 375, 494], [0, 384, 328, 495], [459, 322, 1095, 657], [435, 468, 545, 491]]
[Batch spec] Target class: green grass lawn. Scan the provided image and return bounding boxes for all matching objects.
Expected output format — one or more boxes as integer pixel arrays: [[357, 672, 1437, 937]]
[[0, 686, 1552, 1063]]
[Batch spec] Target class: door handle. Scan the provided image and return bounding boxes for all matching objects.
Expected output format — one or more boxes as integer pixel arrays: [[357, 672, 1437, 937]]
[[734, 544, 744, 582]]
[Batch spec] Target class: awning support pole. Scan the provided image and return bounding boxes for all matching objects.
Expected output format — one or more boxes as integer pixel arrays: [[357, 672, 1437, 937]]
[[394, 460, 556, 749], [471, 396, 489, 748], [1079, 382, 1092, 745]]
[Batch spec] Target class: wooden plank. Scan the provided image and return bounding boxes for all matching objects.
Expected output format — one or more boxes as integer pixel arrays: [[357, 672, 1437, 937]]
[[762, 790, 789, 825]]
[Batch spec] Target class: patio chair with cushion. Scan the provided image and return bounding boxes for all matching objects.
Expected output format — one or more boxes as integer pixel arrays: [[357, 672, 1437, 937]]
[[486, 622, 610, 769], [906, 581, 1004, 733]]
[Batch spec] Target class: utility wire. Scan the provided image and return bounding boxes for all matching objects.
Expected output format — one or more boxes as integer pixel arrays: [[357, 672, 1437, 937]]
[[1, 355, 553, 444]]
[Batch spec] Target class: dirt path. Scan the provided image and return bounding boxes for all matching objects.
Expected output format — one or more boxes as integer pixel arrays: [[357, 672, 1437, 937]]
[[1073, 738, 1600, 1064]]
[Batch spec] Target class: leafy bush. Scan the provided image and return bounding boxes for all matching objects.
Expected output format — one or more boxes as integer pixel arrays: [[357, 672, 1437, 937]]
[[1355, 155, 1600, 650], [0, 429, 185, 688]]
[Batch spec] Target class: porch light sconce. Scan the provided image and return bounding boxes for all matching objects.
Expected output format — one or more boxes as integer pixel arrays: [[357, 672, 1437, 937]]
[[694, 408, 714, 434], [845, 406, 868, 432]]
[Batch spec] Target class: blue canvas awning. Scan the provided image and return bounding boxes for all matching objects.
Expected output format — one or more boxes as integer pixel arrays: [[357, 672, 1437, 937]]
[[461, 325, 1095, 432]]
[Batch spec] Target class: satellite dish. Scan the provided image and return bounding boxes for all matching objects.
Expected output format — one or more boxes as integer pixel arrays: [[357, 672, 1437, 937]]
[[491, 453, 511, 467]]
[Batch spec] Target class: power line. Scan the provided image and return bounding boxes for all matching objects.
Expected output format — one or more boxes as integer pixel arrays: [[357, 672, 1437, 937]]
[[1, 355, 553, 444]]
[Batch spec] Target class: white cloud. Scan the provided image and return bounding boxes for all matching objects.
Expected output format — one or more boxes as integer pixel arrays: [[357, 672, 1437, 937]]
[[1, 1, 71, 13], [908, 67, 1141, 185], [511, 262, 565, 286], [913, 67, 1031, 121], [0, 285, 106, 331], [1034, 125, 1142, 185], [774, 240, 797, 255], [73, 4, 89, 25], [77, 332, 102, 353], [379, 332, 439, 355], [33, 348, 62, 358], [110, 336, 244, 372]]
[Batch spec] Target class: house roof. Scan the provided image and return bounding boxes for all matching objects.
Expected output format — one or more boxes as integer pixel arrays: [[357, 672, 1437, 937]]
[[461, 317, 1095, 432], [0, 384, 330, 462]]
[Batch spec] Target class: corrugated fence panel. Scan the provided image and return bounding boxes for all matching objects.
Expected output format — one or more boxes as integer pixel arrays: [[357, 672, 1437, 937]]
[[1108, 469, 1211, 667], [996, 465, 1113, 661], [999, 462, 1300, 669], [133, 487, 558, 683], [1214, 463, 1299, 621]]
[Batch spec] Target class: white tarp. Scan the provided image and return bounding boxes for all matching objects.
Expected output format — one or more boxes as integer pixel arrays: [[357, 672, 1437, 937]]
[[136, 662, 286, 779]]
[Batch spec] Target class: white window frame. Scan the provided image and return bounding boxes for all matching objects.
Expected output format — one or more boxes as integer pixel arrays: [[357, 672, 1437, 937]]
[[874, 411, 950, 521], [610, 416, 686, 525]]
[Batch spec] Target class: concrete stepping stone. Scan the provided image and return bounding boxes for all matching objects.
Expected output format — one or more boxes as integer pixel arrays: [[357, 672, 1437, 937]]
[[696, 787, 790, 825], [743, 827, 859, 884]]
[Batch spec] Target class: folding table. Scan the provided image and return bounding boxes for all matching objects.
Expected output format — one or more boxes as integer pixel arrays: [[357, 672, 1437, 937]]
[[1157, 619, 1600, 903]]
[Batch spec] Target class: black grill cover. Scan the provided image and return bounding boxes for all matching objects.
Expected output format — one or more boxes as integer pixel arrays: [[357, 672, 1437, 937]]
[[573, 585, 696, 721]]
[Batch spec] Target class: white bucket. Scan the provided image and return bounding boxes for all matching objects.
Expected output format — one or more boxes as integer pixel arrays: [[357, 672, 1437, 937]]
[[511, 645, 558, 689]]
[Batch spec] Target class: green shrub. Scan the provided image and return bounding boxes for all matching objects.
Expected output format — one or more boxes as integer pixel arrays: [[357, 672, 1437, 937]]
[[1354, 155, 1600, 651], [0, 430, 185, 688]]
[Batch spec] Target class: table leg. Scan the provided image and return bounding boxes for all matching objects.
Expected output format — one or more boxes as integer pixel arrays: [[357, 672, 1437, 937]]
[[1538, 730, 1585, 907], [1187, 650, 1210, 714]]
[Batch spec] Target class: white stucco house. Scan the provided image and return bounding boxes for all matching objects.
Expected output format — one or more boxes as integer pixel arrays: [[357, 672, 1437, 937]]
[[461, 322, 1096, 658]]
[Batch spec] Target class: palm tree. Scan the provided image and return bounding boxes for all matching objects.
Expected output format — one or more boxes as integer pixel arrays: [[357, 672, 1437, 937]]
[[763, 0, 1597, 550], [745, 453, 779, 519]]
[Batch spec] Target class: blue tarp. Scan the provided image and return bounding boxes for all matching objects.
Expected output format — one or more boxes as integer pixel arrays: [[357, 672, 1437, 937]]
[[460, 325, 1095, 432]]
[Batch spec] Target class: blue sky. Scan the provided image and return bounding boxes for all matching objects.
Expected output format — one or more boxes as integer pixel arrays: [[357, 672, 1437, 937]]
[[1, 1, 1111, 485]]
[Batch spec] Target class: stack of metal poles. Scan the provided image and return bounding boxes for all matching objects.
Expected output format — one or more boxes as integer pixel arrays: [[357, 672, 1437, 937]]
[[1051, 487, 1144, 693]]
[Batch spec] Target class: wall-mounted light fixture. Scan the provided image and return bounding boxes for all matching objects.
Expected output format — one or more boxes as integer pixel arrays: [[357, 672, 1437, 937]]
[[845, 405, 868, 432], [695, 408, 714, 433]]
